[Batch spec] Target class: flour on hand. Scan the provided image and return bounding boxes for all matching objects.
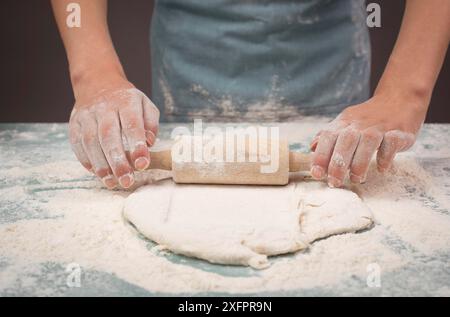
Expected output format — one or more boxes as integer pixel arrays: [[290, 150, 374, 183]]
[[123, 180, 374, 269]]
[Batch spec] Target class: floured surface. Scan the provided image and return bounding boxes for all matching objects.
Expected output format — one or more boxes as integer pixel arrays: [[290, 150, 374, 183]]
[[1, 123, 450, 296], [124, 181, 373, 268]]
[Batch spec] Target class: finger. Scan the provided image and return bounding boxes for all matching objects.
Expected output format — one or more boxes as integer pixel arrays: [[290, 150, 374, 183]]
[[97, 111, 135, 188], [119, 96, 150, 171], [142, 95, 160, 146], [349, 128, 383, 183], [310, 133, 321, 152], [310, 129, 339, 180], [309, 120, 339, 152], [79, 112, 117, 189], [69, 117, 92, 172], [327, 127, 360, 187], [376, 130, 415, 172]]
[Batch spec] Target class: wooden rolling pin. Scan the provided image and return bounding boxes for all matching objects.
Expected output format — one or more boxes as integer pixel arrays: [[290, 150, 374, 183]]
[[146, 139, 311, 185]]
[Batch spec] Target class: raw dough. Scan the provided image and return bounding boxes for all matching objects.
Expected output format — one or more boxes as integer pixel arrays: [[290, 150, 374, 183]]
[[123, 180, 374, 269]]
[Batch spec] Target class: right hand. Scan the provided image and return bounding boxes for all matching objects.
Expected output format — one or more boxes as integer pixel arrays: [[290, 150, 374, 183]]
[[69, 80, 160, 189]]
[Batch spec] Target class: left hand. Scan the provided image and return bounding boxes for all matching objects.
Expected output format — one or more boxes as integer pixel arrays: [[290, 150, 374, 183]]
[[309, 92, 427, 187]]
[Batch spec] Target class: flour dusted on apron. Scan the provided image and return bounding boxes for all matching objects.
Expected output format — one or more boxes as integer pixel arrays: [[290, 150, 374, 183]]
[[151, 0, 371, 121]]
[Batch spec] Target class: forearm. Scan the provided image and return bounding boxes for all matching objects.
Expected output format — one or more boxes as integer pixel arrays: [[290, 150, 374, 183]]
[[375, 0, 450, 108], [51, 0, 129, 101]]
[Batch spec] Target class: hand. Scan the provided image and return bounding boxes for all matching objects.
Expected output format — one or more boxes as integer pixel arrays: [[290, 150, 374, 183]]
[[309, 93, 427, 187], [69, 78, 160, 189]]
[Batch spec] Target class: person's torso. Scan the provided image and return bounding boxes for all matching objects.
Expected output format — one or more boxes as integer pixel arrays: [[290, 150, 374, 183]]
[[151, 0, 371, 122]]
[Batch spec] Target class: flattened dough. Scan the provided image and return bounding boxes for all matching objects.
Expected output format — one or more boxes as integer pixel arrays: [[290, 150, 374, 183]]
[[123, 180, 374, 269]]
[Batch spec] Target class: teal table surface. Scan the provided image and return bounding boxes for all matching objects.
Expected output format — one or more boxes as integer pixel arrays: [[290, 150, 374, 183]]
[[1, 123, 449, 296]]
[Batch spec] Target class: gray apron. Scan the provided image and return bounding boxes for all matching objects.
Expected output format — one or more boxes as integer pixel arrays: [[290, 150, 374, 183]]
[[151, 0, 371, 122]]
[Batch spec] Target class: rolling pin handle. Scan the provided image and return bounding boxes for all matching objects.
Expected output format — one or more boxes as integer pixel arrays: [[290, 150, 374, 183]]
[[289, 152, 312, 172], [148, 150, 173, 171]]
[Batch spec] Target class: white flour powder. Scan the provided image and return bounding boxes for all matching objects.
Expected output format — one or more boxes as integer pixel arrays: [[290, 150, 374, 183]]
[[1, 154, 449, 294], [0, 123, 449, 295]]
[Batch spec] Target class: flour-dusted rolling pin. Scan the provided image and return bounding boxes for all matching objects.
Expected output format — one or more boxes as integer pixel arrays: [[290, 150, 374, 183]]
[[146, 137, 311, 185]]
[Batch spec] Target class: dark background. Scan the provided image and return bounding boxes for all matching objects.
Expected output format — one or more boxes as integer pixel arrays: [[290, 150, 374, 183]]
[[0, 0, 449, 123]]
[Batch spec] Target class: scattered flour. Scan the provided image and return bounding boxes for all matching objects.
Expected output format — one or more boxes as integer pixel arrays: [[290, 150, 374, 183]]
[[1, 123, 450, 295], [1, 154, 449, 294]]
